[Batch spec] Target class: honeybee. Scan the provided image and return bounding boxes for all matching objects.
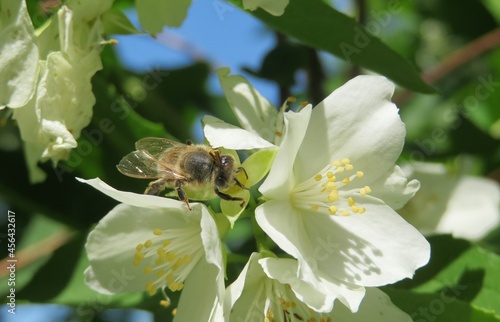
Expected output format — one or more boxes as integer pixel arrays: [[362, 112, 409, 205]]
[[117, 137, 248, 210]]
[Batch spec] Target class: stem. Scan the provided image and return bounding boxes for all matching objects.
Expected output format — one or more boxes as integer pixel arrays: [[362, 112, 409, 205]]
[[276, 32, 291, 104], [394, 27, 500, 106], [251, 214, 269, 252], [348, 0, 367, 78], [307, 47, 325, 104]]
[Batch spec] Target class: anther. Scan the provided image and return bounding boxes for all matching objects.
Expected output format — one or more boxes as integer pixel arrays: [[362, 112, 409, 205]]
[[153, 229, 162, 236]]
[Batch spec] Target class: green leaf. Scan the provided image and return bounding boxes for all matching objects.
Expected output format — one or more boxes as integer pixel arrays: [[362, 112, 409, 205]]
[[383, 287, 500, 322], [135, 0, 192, 32], [394, 235, 500, 318], [231, 0, 434, 93], [101, 9, 141, 35]]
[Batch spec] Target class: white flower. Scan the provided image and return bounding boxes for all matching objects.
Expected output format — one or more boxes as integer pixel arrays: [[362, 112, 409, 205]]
[[216, 67, 279, 144], [226, 253, 412, 321], [0, 0, 39, 109], [242, 0, 290, 16], [79, 178, 224, 322], [399, 162, 500, 241], [6, 2, 112, 182], [253, 76, 430, 307]]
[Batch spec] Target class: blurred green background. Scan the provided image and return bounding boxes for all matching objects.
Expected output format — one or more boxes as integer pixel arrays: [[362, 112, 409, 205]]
[[1, 0, 499, 321]]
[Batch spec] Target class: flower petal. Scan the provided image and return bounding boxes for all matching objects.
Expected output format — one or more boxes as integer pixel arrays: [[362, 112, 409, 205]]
[[216, 67, 278, 143], [294, 76, 405, 186], [331, 288, 412, 322], [259, 105, 312, 200], [77, 177, 189, 209], [0, 0, 39, 109], [436, 176, 500, 240], [174, 252, 224, 322], [257, 199, 430, 288], [259, 257, 365, 313], [225, 253, 268, 321], [202, 115, 275, 150], [85, 203, 200, 293], [369, 165, 420, 210]]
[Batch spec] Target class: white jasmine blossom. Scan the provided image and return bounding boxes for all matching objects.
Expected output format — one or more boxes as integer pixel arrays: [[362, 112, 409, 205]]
[[4, 1, 112, 182], [226, 253, 412, 321], [79, 177, 224, 321], [216, 67, 279, 144], [0, 0, 39, 109], [251, 76, 430, 307], [399, 162, 500, 241]]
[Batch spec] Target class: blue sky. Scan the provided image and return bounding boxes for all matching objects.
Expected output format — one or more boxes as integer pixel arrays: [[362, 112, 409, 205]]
[[114, 0, 279, 104]]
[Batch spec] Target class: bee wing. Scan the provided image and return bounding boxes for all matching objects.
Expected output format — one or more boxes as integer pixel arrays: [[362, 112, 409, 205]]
[[117, 150, 186, 180], [135, 137, 186, 157]]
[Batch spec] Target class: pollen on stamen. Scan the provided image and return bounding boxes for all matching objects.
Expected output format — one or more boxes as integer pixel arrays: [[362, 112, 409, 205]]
[[299, 100, 309, 108], [356, 171, 364, 178], [144, 266, 153, 274], [341, 158, 350, 165], [136, 244, 144, 251], [311, 205, 319, 211], [328, 205, 338, 214], [153, 229, 163, 236], [342, 177, 350, 184], [325, 182, 336, 190], [345, 164, 354, 171], [135, 251, 145, 260], [347, 197, 355, 206], [160, 300, 171, 308], [314, 174, 323, 181], [359, 185, 372, 196], [333, 160, 342, 167], [328, 192, 338, 202], [341, 210, 350, 216]]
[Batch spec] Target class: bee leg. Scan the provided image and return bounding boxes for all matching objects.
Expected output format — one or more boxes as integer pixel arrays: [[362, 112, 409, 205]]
[[145, 178, 169, 195], [236, 166, 248, 179], [235, 167, 249, 190], [175, 180, 192, 211], [214, 187, 246, 208], [234, 178, 248, 190]]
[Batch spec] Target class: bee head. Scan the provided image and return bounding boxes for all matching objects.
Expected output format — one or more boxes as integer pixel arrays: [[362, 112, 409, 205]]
[[215, 155, 235, 189]]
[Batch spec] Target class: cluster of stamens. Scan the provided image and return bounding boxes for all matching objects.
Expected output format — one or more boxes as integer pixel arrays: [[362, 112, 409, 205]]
[[264, 283, 333, 322], [133, 226, 204, 298], [292, 158, 372, 216]]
